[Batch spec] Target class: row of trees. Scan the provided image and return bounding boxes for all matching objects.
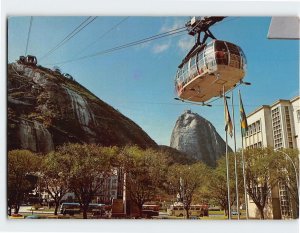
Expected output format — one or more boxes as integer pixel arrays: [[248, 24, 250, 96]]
[[8, 144, 299, 219], [207, 147, 299, 219]]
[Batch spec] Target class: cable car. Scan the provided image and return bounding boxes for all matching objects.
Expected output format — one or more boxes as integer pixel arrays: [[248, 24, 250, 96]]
[[18, 55, 37, 66], [26, 55, 37, 66], [174, 39, 246, 103], [174, 17, 247, 103]]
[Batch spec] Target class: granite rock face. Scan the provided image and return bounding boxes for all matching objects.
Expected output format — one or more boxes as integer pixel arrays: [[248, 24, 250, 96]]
[[170, 110, 231, 167], [8, 63, 157, 153]]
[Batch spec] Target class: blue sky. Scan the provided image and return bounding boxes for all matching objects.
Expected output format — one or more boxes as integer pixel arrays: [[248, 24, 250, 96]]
[[8, 16, 299, 148]]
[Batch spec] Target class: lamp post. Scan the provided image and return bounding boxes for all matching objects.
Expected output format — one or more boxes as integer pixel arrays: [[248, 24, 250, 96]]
[[274, 149, 299, 191]]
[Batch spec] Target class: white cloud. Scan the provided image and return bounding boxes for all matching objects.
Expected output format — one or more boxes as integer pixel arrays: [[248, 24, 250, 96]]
[[156, 17, 195, 54], [177, 36, 194, 53], [152, 41, 171, 54], [147, 18, 194, 54], [159, 17, 186, 33]]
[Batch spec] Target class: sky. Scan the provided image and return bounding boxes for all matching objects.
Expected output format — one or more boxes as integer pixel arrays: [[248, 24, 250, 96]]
[[7, 16, 299, 149]]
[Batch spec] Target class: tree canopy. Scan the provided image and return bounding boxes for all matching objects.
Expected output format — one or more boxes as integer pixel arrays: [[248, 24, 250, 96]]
[[167, 162, 209, 218], [8, 150, 41, 214]]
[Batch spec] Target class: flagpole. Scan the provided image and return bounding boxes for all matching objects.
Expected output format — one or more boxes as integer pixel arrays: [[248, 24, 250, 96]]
[[224, 85, 231, 220], [241, 132, 249, 219], [231, 90, 240, 219], [239, 89, 249, 219], [225, 127, 232, 220]]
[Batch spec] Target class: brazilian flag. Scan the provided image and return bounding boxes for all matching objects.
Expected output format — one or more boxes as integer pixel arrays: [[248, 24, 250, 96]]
[[239, 90, 248, 137], [224, 93, 233, 137]]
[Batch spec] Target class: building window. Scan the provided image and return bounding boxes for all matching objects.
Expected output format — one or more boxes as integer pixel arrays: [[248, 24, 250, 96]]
[[297, 109, 300, 123], [257, 141, 262, 148], [284, 106, 294, 149], [272, 107, 283, 149], [279, 182, 292, 219], [256, 120, 261, 132]]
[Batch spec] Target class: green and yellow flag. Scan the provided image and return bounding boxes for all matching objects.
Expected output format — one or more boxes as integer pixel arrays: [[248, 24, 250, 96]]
[[239, 90, 248, 137], [224, 93, 233, 137]]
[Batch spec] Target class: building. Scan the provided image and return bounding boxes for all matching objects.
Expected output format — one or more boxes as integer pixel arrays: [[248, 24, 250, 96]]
[[244, 96, 299, 219], [41, 168, 121, 206]]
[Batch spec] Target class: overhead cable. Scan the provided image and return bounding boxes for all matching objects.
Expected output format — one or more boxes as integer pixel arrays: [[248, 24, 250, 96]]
[[48, 26, 187, 65], [25, 17, 33, 56], [39, 16, 98, 61]]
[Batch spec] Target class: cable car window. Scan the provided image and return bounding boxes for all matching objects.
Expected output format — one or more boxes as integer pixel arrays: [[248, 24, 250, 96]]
[[205, 42, 216, 69], [239, 47, 247, 70], [205, 50, 214, 61], [190, 55, 197, 78], [190, 56, 196, 68], [197, 51, 206, 74], [226, 42, 240, 55], [178, 68, 183, 83], [205, 41, 214, 50], [225, 42, 241, 69], [215, 41, 228, 65], [183, 63, 189, 83]]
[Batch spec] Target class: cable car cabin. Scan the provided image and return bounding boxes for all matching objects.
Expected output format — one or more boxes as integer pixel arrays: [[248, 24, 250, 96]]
[[18, 55, 37, 66], [175, 40, 246, 103], [26, 55, 37, 66]]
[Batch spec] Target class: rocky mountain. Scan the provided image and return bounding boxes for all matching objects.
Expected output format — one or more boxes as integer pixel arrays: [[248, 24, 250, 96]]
[[7, 62, 157, 153], [170, 110, 231, 167]]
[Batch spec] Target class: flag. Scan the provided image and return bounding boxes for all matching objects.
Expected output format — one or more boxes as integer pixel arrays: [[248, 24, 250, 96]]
[[224, 93, 233, 137], [239, 90, 248, 137]]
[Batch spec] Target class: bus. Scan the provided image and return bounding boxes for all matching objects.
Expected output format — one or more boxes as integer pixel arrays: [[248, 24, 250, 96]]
[[167, 204, 209, 217], [59, 203, 105, 216]]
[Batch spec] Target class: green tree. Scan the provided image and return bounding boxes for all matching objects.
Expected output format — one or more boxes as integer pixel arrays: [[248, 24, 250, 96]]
[[167, 162, 208, 219], [121, 146, 168, 218], [244, 147, 278, 219], [8, 150, 41, 214], [207, 152, 243, 218], [40, 151, 72, 215], [57, 143, 113, 219], [273, 148, 299, 218]]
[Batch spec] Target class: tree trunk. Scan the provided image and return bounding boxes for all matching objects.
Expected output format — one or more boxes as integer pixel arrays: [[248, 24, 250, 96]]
[[258, 207, 264, 220], [54, 201, 59, 215], [185, 207, 189, 219], [224, 209, 228, 217], [138, 204, 143, 218], [14, 203, 20, 214], [83, 208, 88, 219]]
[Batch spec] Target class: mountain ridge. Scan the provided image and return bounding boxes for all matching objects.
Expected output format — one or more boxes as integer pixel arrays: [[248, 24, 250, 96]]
[[170, 110, 231, 167], [8, 62, 157, 153]]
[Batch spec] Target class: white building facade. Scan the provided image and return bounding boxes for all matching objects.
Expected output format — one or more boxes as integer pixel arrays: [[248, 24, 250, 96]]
[[244, 96, 300, 219]]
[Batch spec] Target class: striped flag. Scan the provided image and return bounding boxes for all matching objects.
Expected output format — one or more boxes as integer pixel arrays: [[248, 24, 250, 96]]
[[239, 90, 248, 137], [224, 93, 233, 137]]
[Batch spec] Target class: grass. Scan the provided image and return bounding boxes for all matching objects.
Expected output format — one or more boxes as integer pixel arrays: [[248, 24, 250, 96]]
[[209, 210, 225, 215], [203, 210, 247, 220]]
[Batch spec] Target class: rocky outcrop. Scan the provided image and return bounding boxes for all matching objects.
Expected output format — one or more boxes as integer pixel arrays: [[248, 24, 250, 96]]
[[170, 110, 231, 167], [7, 63, 157, 153]]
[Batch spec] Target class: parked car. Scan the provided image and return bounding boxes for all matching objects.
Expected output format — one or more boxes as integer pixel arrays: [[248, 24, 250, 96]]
[[59, 203, 81, 216], [231, 210, 241, 216]]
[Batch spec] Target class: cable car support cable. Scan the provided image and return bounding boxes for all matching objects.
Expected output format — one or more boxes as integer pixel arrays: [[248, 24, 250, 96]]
[[43, 17, 237, 66], [39, 16, 98, 61], [76, 16, 130, 57], [25, 16, 33, 56], [46, 26, 187, 66]]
